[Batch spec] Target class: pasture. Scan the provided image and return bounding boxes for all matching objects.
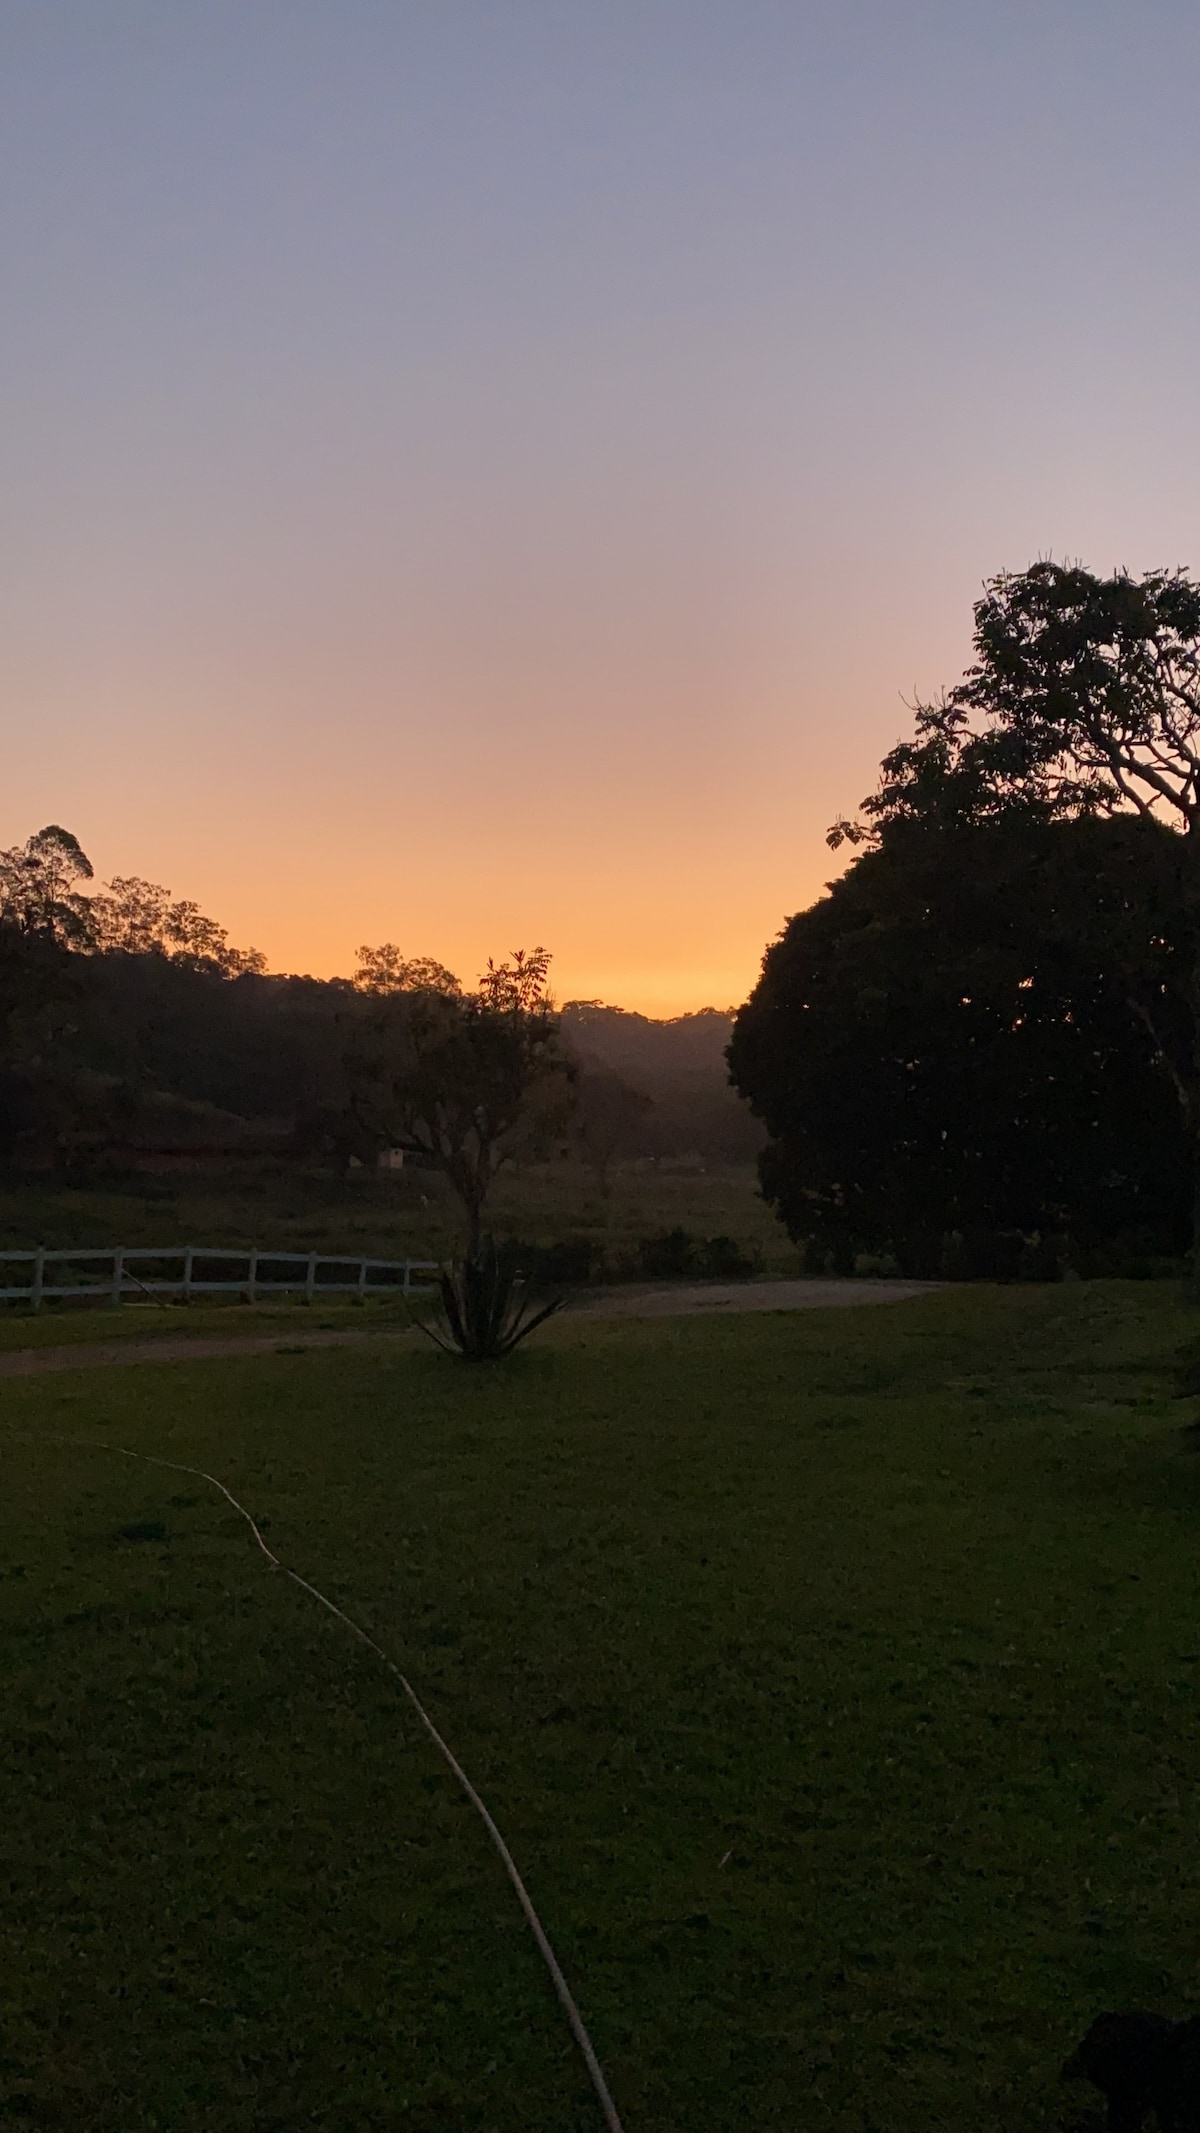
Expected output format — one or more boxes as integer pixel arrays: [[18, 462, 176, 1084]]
[[1, 1282, 1197, 2130], [0, 1157, 797, 1277]]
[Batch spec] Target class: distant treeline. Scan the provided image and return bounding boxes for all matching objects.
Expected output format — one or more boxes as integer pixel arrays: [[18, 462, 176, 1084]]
[[0, 826, 760, 1173]]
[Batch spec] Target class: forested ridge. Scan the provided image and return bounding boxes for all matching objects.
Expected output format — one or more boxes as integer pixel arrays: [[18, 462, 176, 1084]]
[[0, 827, 755, 1173]]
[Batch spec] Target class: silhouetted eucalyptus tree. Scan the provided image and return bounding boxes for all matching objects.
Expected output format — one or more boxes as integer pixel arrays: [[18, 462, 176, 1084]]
[[352, 943, 461, 996], [0, 825, 94, 945]]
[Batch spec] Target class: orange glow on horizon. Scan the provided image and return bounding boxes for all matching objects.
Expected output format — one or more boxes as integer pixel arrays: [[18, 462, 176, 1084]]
[[6, 10, 1197, 1018], [162, 859, 836, 1019]]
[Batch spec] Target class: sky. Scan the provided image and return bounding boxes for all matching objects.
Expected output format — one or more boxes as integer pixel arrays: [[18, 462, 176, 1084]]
[[3, 2, 1200, 1013]]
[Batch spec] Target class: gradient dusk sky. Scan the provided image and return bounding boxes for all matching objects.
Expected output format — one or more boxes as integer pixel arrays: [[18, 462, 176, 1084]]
[[3, 3, 1199, 1012]]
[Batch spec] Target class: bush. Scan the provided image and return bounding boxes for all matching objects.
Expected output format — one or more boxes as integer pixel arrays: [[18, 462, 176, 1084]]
[[807, 1224, 1186, 1284], [422, 1237, 564, 1361], [1068, 1229, 1189, 1281], [853, 1250, 901, 1278], [500, 1230, 764, 1286], [635, 1228, 697, 1279], [695, 1234, 760, 1280], [1018, 1232, 1067, 1283], [500, 1236, 597, 1286], [814, 1227, 1074, 1282], [895, 1231, 945, 1280], [627, 1230, 760, 1281]]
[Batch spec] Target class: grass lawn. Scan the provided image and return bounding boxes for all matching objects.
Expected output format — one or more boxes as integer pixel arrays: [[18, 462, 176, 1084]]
[[0, 1296, 424, 1355], [0, 1282, 1197, 2130]]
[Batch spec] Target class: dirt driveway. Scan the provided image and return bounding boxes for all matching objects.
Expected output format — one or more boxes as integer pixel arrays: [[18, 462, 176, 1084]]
[[0, 1279, 938, 1379]]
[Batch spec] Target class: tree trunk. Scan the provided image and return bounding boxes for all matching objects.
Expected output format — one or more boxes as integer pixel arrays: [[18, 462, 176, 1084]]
[[442, 1143, 489, 1262]]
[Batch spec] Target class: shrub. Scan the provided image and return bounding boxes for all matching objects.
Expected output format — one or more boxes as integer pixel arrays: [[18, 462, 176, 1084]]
[[1018, 1232, 1067, 1283], [418, 1237, 564, 1361], [853, 1250, 901, 1278], [695, 1234, 760, 1280], [635, 1228, 698, 1279], [500, 1236, 597, 1286], [895, 1232, 945, 1279]]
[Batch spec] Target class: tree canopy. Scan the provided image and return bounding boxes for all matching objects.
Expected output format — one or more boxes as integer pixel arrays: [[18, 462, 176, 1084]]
[[729, 808, 1191, 1276], [802, 559, 1200, 1266], [346, 948, 573, 1250], [0, 827, 265, 974], [832, 562, 1200, 847], [353, 943, 461, 996], [0, 825, 95, 944]]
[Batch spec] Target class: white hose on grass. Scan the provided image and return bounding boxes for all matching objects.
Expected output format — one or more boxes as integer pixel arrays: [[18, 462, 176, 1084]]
[[8, 1433, 626, 2133]]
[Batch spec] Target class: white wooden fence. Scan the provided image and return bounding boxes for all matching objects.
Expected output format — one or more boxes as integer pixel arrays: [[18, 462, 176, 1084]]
[[0, 1247, 440, 1311]]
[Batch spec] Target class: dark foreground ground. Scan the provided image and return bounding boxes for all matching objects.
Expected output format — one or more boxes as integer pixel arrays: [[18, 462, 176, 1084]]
[[0, 1282, 1197, 2130]]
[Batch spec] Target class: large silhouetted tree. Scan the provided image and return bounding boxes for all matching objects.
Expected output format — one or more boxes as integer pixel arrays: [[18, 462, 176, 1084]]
[[730, 811, 1190, 1271], [826, 561, 1200, 1264]]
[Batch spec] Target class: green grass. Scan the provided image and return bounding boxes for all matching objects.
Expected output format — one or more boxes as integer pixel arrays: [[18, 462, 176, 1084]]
[[0, 1296, 424, 1353], [0, 1283, 1197, 2129], [0, 1156, 798, 1273]]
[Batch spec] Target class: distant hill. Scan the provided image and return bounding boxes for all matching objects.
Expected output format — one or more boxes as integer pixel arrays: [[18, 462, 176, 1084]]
[[561, 1002, 733, 1082], [561, 1002, 763, 1162]]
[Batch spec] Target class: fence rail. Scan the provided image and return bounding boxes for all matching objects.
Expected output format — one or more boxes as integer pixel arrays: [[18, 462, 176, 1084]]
[[0, 1247, 440, 1310]]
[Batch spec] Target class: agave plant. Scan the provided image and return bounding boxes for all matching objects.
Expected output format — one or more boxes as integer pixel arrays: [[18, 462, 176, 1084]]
[[416, 1236, 564, 1361]]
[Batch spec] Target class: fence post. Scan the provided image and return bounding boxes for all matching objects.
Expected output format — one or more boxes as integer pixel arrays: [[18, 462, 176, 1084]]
[[247, 1247, 258, 1306], [183, 1246, 194, 1304], [32, 1247, 45, 1313], [357, 1257, 368, 1304], [403, 1261, 411, 1297], [305, 1250, 317, 1304], [111, 1248, 124, 1307]]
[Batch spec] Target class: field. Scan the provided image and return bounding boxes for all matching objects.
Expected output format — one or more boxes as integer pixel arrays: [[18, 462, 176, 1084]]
[[0, 1158, 798, 1280], [1, 1282, 1198, 2130]]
